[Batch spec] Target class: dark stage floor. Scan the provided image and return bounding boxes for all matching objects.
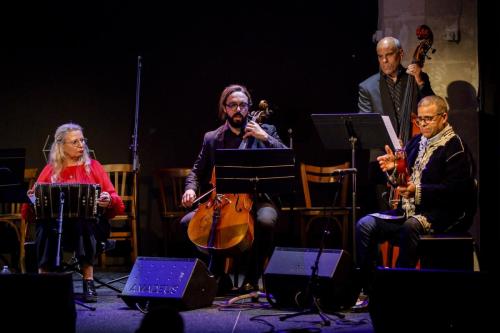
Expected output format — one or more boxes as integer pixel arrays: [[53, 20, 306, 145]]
[[2, 265, 491, 332], [74, 270, 374, 333]]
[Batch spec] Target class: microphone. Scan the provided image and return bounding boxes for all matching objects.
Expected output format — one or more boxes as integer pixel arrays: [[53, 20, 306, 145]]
[[329, 168, 357, 176]]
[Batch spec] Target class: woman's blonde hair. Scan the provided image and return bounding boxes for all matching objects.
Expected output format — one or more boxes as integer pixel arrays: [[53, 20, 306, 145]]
[[49, 123, 91, 182]]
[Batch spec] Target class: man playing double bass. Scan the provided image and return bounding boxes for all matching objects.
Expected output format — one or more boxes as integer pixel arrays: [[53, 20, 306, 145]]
[[358, 35, 435, 213], [181, 84, 287, 295]]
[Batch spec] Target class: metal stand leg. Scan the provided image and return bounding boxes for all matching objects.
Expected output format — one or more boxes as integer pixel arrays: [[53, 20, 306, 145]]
[[349, 136, 358, 264], [93, 275, 129, 293]]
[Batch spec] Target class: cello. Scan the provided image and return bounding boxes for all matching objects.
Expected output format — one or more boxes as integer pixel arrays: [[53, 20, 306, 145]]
[[187, 101, 273, 256], [388, 25, 435, 208]]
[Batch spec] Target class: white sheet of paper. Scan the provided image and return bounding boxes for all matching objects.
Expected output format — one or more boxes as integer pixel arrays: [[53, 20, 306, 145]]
[[381, 115, 402, 150]]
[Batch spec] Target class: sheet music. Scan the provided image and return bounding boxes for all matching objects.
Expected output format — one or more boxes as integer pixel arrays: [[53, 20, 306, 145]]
[[381, 115, 402, 150]]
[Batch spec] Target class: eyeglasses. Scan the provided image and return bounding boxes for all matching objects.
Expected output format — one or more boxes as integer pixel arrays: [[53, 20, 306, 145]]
[[64, 138, 87, 147], [225, 102, 249, 111], [415, 113, 444, 126]]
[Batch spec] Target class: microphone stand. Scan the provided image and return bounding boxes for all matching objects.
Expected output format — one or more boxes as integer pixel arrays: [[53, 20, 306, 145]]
[[280, 174, 348, 325], [279, 227, 344, 325], [99, 56, 143, 289], [131, 55, 142, 174]]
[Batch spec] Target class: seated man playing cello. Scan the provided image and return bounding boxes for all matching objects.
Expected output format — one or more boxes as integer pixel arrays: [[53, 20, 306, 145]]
[[180, 84, 287, 294]]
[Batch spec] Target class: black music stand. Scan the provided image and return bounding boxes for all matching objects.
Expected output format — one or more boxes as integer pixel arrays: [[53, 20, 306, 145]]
[[215, 148, 295, 288], [311, 113, 400, 261], [0, 148, 27, 203]]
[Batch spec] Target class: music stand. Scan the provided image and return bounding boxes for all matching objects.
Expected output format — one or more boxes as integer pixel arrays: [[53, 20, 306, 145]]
[[215, 148, 295, 195], [215, 148, 295, 288], [0, 148, 28, 203], [311, 113, 400, 261]]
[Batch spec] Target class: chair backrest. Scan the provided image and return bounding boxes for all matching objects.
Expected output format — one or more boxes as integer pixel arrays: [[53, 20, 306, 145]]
[[155, 168, 191, 218], [101, 163, 138, 265], [102, 164, 136, 218], [300, 162, 350, 208]]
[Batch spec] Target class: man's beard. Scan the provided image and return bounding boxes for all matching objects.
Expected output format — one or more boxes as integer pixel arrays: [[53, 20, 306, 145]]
[[227, 112, 246, 128]]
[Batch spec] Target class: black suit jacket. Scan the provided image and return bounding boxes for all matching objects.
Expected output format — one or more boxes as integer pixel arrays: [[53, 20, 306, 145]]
[[358, 69, 434, 138]]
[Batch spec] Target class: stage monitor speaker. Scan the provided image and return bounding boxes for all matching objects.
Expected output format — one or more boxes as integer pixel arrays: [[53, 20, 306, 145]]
[[263, 247, 358, 311], [0, 272, 76, 332], [370, 268, 491, 333], [120, 257, 217, 311]]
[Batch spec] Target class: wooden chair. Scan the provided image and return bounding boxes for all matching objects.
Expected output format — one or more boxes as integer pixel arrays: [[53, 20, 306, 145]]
[[154, 167, 192, 257], [0, 168, 38, 272], [100, 164, 138, 267], [298, 162, 351, 249]]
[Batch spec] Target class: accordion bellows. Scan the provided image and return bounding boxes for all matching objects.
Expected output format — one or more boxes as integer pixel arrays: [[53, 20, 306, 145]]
[[34, 183, 101, 220]]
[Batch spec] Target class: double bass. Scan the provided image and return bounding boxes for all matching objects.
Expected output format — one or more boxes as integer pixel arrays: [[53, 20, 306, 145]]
[[388, 25, 435, 208], [187, 101, 273, 255]]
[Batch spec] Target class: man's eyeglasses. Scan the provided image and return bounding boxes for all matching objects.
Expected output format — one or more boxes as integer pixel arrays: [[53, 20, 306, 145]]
[[415, 113, 444, 126], [64, 138, 88, 147], [225, 102, 249, 111]]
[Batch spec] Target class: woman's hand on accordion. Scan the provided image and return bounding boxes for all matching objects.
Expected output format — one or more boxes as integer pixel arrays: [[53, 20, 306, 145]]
[[27, 188, 36, 205], [98, 191, 112, 208]]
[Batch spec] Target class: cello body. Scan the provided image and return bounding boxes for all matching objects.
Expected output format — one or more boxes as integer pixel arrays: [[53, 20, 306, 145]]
[[188, 190, 254, 255]]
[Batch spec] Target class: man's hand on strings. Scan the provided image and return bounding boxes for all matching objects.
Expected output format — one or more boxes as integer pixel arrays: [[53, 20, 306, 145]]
[[243, 121, 269, 141], [407, 63, 424, 86]]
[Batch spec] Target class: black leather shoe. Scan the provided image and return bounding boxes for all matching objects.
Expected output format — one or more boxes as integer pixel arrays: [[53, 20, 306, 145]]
[[238, 281, 259, 294], [83, 279, 97, 303]]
